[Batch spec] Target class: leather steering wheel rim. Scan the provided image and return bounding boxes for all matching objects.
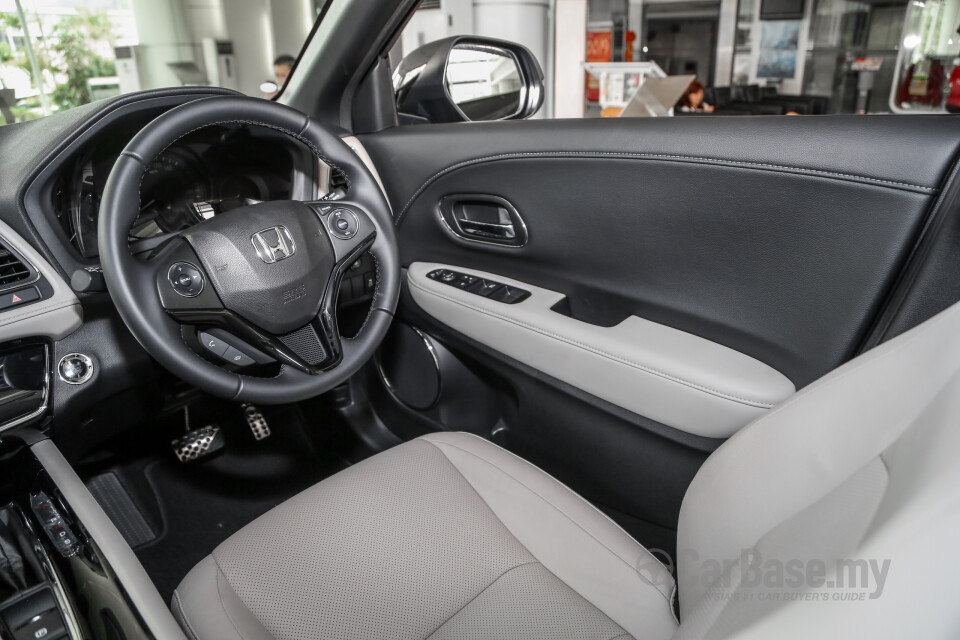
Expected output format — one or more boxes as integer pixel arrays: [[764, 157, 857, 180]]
[[99, 96, 400, 404]]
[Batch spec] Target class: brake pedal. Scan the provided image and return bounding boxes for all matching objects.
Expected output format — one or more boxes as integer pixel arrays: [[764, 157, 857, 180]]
[[171, 425, 225, 463], [242, 404, 271, 441]]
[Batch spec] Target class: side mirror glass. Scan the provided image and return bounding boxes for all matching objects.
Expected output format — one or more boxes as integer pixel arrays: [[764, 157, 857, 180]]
[[394, 36, 543, 124], [445, 44, 523, 121]]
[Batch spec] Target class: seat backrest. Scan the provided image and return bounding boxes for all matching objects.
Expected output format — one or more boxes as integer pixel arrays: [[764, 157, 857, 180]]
[[674, 299, 960, 638]]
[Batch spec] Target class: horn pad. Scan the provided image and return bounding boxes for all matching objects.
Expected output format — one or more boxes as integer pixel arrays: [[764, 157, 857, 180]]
[[183, 201, 335, 335]]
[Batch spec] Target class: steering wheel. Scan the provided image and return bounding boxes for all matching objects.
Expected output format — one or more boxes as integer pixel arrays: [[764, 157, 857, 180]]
[[98, 96, 399, 403]]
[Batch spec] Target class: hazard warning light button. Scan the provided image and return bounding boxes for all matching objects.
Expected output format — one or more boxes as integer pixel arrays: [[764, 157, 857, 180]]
[[0, 286, 40, 310]]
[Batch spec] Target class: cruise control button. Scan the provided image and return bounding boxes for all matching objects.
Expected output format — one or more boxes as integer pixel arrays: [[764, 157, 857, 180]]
[[198, 332, 229, 357], [327, 209, 359, 239], [167, 262, 204, 297], [223, 347, 255, 367], [0, 286, 40, 310]]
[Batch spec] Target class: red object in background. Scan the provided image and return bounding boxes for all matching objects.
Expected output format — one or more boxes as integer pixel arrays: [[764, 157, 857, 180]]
[[625, 31, 636, 62], [585, 30, 611, 102], [897, 59, 944, 107], [948, 65, 960, 112]]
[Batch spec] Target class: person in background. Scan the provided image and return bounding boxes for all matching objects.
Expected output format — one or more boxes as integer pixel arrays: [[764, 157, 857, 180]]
[[679, 80, 715, 113], [265, 54, 296, 98]]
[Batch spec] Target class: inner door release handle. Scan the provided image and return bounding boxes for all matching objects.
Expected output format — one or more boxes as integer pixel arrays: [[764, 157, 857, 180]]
[[456, 218, 517, 240], [440, 195, 528, 247]]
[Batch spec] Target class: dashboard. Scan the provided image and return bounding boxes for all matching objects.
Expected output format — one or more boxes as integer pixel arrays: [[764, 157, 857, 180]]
[[0, 88, 372, 451], [49, 118, 316, 260]]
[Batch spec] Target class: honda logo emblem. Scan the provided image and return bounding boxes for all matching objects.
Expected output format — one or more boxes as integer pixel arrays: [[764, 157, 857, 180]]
[[251, 226, 296, 263]]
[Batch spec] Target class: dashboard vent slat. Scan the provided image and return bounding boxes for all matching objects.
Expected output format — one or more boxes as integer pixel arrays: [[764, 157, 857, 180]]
[[0, 249, 32, 287]]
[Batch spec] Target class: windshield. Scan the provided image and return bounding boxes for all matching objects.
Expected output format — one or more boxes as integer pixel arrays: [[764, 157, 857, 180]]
[[0, 0, 320, 125]]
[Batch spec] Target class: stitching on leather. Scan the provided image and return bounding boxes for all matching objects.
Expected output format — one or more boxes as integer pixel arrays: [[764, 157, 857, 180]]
[[171, 590, 201, 640], [721, 298, 958, 435], [409, 277, 778, 408], [422, 560, 541, 639], [422, 436, 675, 606], [213, 558, 255, 640], [0, 300, 79, 326], [393, 152, 937, 224], [133, 117, 351, 197]]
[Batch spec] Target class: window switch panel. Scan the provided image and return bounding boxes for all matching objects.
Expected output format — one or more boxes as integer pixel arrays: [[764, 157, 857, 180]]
[[426, 270, 530, 304]]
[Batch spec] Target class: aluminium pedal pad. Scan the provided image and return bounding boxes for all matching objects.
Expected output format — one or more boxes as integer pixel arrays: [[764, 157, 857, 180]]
[[171, 425, 225, 463], [242, 404, 271, 441]]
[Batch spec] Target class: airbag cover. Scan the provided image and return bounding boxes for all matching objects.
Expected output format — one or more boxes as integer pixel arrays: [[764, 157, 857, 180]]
[[183, 201, 333, 335]]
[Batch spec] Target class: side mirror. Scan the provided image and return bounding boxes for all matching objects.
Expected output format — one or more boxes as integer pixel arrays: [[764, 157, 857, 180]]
[[393, 36, 544, 124]]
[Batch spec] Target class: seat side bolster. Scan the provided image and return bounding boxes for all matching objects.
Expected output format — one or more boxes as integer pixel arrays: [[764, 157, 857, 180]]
[[173, 555, 276, 640], [422, 432, 679, 640]]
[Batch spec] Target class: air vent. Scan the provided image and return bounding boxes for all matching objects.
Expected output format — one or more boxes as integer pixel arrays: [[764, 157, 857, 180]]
[[419, 0, 441, 9], [0, 248, 32, 288]]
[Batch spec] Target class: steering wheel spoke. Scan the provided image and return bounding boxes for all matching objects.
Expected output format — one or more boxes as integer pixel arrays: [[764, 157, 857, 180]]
[[151, 237, 225, 315], [306, 200, 378, 266]]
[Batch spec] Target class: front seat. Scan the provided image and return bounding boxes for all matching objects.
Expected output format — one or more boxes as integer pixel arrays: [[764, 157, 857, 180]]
[[173, 300, 960, 639]]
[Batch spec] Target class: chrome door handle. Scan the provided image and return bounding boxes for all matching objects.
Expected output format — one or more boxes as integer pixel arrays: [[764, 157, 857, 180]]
[[456, 218, 517, 240], [439, 195, 528, 247]]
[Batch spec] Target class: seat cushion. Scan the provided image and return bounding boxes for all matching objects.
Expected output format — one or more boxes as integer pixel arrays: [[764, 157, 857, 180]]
[[172, 432, 678, 640]]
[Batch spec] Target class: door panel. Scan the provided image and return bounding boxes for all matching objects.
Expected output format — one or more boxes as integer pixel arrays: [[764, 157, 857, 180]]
[[355, 115, 960, 548]]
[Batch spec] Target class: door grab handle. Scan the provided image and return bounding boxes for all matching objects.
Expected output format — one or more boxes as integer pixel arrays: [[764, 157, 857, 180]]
[[456, 219, 517, 239], [438, 195, 528, 248]]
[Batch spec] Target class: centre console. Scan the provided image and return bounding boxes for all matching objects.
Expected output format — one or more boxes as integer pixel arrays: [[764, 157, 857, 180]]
[[0, 433, 184, 640]]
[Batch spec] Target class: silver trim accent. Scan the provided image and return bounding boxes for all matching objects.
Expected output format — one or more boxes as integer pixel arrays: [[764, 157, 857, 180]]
[[376, 325, 442, 410], [58, 352, 94, 385], [251, 226, 297, 263], [13, 505, 85, 640], [30, 440, 189, 639], [437, 198, 529, 249], [0, 242, 41, 295], [0, 344, 49, 435]]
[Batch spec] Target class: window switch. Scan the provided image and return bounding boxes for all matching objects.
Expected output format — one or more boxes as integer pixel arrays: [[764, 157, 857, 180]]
[[472, 279, 503, 297], [490, 286, 530, 304]]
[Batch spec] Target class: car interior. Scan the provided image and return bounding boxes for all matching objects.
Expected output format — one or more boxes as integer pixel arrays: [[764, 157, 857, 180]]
[[1, 0, 960, 638]]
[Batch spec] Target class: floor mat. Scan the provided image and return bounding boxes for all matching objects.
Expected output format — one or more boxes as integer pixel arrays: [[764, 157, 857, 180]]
[[85, 472, 156, 548], [84, 401, 348, 603]]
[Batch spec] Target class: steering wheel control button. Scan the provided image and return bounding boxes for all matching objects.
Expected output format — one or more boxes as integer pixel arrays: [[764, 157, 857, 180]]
[[167, 262, 204, 297], [428, 269, 530, 304], [58, 353, 94, 385], [327, 209, 359, 239], [0, 286, 40, 310], [199, 332, 229, 357], [223, 346, 256, 367]]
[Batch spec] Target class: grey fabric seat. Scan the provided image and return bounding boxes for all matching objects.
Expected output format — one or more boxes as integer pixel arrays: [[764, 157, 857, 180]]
[[174, 299, 960, 639]]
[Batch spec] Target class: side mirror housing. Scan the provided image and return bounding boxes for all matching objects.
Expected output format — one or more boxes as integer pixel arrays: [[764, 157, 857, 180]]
[[393, 36, 544, 124]]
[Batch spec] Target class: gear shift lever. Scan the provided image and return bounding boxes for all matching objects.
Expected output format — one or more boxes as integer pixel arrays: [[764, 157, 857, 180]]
[[0, 516, 26, 594]]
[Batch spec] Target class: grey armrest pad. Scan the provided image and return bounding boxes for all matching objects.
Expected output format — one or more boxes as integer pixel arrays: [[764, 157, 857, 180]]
[[408, 262, 794, 438]]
